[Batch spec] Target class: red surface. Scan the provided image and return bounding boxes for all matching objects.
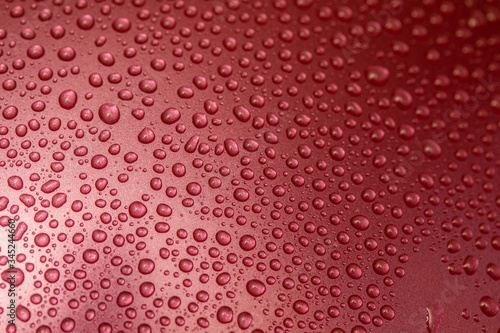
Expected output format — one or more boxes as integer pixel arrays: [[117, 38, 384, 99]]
[[0, 0, 500, 332]]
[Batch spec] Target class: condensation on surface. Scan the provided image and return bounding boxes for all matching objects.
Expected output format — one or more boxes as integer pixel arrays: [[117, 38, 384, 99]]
[[0, 0, 499, 332]]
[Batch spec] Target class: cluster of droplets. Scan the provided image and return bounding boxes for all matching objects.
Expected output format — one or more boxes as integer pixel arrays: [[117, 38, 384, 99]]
[[1, 0, 500, 332]]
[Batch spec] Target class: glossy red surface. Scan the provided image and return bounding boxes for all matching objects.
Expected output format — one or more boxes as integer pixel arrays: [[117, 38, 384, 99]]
[[0, 0, 499, 332]]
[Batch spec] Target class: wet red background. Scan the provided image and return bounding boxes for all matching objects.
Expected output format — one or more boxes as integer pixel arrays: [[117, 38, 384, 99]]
[[0, 0, 499, 332]]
